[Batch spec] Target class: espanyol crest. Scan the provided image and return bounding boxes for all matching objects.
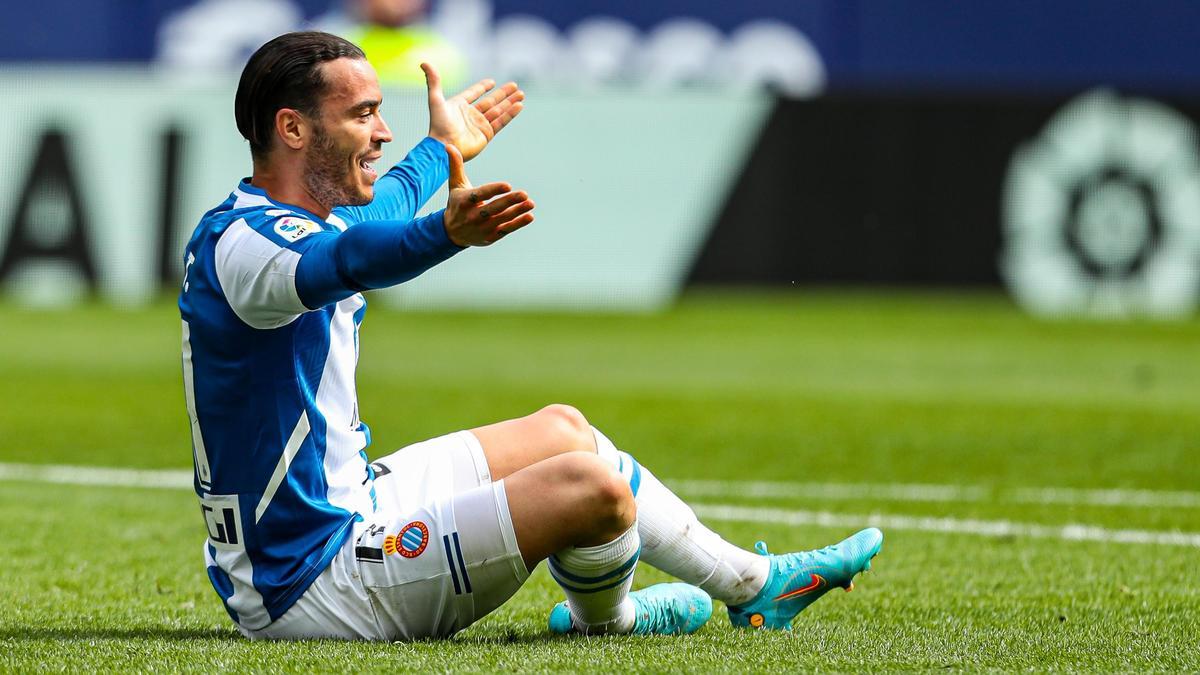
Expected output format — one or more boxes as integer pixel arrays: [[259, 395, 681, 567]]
[[1001, 89, 1200, 318], [384, 521, 429, 559]]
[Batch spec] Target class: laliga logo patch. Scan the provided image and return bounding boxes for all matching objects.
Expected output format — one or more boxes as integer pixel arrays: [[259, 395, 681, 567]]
[[384, 521, 429, 558], [274, 216, 318, 242]]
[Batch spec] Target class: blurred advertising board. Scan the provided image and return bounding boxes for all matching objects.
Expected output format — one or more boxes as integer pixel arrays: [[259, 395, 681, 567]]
[[0, 69, 769, 310], [689, 89, 1200, 319], [3, 69, 1199, 318]]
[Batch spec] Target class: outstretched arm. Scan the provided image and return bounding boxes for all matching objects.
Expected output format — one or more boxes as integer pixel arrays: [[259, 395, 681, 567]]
[[295, 210, 459, 308], [295, 146, 535, 308], [216, 150, 536, 328]]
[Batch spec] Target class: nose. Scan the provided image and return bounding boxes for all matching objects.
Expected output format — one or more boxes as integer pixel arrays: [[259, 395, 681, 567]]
[[374, 115, 393, 145]]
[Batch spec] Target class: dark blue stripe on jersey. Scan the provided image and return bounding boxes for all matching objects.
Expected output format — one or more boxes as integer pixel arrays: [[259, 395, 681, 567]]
[[452, 531, 471, 593], [444, 534, 462, 595], [547, 546, 641, 585]]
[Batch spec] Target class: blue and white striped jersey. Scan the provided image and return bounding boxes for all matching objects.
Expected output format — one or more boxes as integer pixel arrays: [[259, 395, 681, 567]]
[[179, 138, 457, 629]]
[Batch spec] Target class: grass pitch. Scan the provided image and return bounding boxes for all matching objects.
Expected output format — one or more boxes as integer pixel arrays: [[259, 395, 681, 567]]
[[1, 290, 1197, 671]]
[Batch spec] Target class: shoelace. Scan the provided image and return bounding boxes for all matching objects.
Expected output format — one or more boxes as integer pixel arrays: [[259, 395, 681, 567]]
[[634, 593, 672, 632], [755, 540, 845, 576]]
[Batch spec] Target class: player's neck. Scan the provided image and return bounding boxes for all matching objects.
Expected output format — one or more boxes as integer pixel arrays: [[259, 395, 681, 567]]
[[250, 164, 332, 220]]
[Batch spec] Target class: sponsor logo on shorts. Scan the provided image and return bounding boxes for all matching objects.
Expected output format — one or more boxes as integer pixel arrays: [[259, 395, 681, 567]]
[[384, 521, 429, 558]]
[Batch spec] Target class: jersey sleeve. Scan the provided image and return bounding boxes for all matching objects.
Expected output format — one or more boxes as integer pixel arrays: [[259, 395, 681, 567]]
[[213, 210, 462, 329], [213, 215, 317, 330], [294, 210, 461, 309], [331, 137, 449, 227]]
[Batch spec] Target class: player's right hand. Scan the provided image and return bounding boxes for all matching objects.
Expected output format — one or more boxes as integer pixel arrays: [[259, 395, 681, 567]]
[[423, 63, 524, 163], [442, 144, 535, 247]]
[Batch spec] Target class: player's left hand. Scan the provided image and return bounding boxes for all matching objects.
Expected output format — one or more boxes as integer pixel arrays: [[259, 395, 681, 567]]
[[423, 62, 524, 162], [442, 144, 535, 247]]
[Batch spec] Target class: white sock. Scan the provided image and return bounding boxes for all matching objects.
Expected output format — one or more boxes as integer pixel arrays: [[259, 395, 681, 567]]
[[547, 522, 639, 634], [593, 427, 769, 606]]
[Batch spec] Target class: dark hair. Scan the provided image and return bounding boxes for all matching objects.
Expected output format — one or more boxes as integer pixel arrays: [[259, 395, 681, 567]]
[[234, 31, 365, 159]]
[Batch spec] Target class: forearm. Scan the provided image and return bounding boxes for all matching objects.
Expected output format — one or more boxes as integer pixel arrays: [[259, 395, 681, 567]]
[[294, 211, 462, 308]]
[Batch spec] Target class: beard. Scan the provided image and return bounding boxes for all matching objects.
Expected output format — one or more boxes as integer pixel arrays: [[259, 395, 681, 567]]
[[302, 123, 370, 210]]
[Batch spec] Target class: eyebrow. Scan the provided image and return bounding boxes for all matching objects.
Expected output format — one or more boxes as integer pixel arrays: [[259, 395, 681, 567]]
[[350, 99, 381, 112]]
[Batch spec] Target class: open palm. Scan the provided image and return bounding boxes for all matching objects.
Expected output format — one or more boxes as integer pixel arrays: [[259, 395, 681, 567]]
[[422, 63, 524, 162]]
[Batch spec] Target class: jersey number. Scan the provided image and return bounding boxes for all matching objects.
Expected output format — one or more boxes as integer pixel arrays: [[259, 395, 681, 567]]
[[201, 495, 244, 551]]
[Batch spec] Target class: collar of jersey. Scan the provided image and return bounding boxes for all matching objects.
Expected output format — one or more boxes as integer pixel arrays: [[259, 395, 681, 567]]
[[237, 179, 330, 225]]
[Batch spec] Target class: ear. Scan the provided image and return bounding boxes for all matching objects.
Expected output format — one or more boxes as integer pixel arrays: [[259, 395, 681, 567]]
[[275, 108, 308, 151]]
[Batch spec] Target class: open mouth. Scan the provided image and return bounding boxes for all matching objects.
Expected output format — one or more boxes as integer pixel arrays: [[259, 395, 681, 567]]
[[358, 154, 381, 182]]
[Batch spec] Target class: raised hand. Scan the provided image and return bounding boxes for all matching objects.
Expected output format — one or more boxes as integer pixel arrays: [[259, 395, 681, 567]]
[[423, 62, 524, 162], [442, 144, 535, 247]]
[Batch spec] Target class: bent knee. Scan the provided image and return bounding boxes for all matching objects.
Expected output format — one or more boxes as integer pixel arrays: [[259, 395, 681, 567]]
[[534, 404, 594, 452], [555, 452, 635, 529]]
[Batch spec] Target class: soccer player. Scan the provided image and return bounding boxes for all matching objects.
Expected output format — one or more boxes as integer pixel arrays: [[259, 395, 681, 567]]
[[179, 31, 882, 641]]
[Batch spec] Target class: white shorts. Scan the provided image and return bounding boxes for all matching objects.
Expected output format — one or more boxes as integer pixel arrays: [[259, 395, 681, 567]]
[[241, 430, 529, 641]]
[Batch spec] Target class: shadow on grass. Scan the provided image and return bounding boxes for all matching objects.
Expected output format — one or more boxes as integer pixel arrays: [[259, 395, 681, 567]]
[[0, 627, 239, 642], [0, 626, 579, 646]]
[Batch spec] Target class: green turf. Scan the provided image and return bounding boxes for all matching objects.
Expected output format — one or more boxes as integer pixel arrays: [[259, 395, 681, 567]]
[[1, 289, 1197, 671]]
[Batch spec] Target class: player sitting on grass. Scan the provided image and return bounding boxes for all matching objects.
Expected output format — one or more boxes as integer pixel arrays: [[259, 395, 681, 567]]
[[178, 31, 882, 641]]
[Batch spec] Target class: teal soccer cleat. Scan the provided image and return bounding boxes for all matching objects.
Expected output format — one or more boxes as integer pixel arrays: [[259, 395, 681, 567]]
[[728, 527, 883, 630], [548, 582, 713, 636]]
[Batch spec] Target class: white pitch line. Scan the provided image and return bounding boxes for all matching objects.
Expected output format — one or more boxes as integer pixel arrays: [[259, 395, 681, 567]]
[[670, 479, 988, 503], [692, 504, 1200, 549], [670, 479, 1200, 509], [0, 462, 192, 489], [2, 462, 1198, 547], [2, 463, 1198, 509], [1008, 486, 1200, 509]]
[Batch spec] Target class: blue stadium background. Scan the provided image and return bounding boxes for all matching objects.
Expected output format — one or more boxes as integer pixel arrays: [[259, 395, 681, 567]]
[[5, 1, 1199, 94]]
